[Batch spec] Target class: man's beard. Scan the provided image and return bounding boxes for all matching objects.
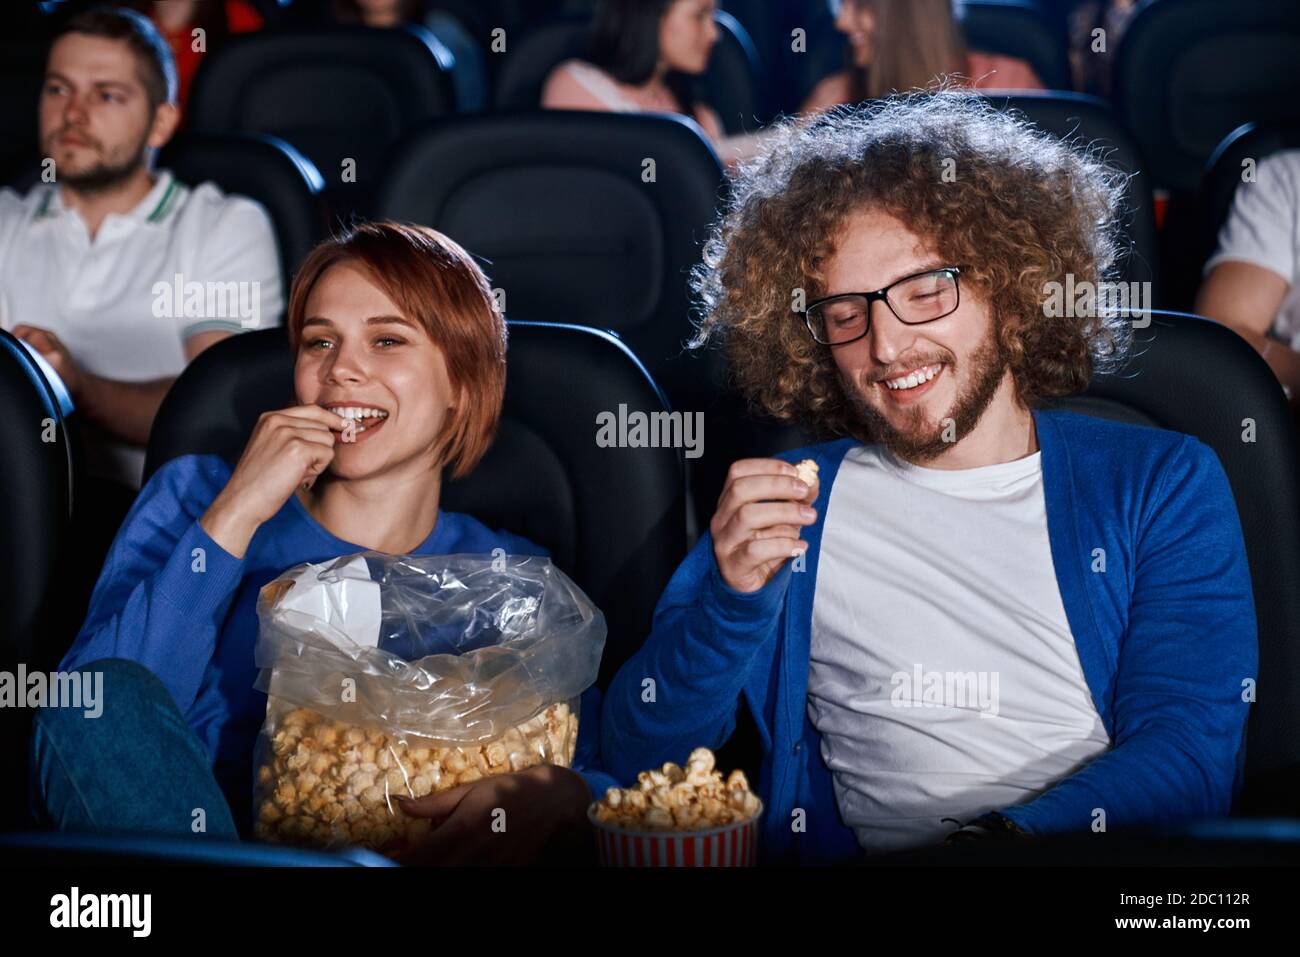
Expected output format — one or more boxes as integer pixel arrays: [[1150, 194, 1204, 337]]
[[46, 132, 148, 196], [842, 327, 1008, 465]]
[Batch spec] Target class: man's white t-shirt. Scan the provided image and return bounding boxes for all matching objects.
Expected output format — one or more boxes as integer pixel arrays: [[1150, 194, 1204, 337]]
[[807, 443, 1111, 853], [1204, 149, 1300, 350], [0, 170, 282, 489]]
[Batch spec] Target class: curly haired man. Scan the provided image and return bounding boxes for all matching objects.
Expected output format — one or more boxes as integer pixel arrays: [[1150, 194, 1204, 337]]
[[601, 91, 1257, 863]]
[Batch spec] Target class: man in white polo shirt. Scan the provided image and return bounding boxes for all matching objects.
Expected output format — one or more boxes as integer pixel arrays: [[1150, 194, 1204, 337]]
[[0, 6, 281, 494]]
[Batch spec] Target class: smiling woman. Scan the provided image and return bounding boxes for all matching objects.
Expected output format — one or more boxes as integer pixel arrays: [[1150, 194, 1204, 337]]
[[277, 223, 507, 553], [36, 221, 615, 862]]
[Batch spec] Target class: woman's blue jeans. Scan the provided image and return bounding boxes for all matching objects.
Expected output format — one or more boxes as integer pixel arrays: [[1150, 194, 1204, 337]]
[[29, 658, 240, 839]]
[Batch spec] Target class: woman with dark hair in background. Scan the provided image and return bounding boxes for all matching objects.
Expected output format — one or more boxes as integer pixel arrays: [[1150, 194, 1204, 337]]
[[543, 0, 727, 144], [802, 0, 1044, 112]]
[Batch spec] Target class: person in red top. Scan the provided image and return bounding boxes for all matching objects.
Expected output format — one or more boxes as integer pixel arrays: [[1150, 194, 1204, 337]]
[[126, 0, 265, 111], [803, 0, 1045, 112]]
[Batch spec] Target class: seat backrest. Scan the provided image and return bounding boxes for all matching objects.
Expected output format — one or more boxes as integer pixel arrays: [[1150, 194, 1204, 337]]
[[1191, 123, 1300, 302], [1047, 311, 1300, 811], [0, 331, 74, 667], [0, 330, 75, 830], [961, 0, 1071, 91], [143, 323, 686, 685], [985, 92, 1161, 301], [188, 26, 456, 218], [493, 12, 759, 134], [491, 16, 586, 112], [1115, 0, 1300, 194], [159, 132, 326, 292], [704, 10, 761, 133], [373, 111, 725, 408]]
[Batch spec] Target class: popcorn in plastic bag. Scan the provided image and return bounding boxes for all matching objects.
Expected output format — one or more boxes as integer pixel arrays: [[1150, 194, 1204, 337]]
[[250, 552, 604, 855]]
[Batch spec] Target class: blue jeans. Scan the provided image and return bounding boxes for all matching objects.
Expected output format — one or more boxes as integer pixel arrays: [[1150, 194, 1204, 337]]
[[29, 658, 239, 840]]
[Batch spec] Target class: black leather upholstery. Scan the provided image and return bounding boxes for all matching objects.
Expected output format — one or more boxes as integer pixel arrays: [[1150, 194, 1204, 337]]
[[0, 330, 74, 830], [373, 111, 725, 408], [705, 10, 762, 133], [143, 322, 686, 686], [1050, 312, 1300, 811], [0, 331, 74, 669], [1115, 0, 1300, 194], [159, 132, 326, 293], [961, 0, 1071, 91], [189, 26, 456, 218], [493, 12, 760, 135], [984, 92, 1161, 300]]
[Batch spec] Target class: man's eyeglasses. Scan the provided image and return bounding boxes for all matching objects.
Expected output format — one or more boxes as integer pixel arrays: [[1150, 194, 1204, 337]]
[[803, 266, 965, 347]]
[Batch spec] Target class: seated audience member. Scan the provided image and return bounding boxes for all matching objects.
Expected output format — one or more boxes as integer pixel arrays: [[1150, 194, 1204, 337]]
[[32, 221, 613, 865], [543, 0, 728, 145], [329, 0, 487, 112], [1068, 0, 1138, 97], [601, 91, 1256, 864], [129, 0, 265, 111], [0, 7, 282, 495], [802, 0, 1045, 112], [1195, 149, 1300, 408]]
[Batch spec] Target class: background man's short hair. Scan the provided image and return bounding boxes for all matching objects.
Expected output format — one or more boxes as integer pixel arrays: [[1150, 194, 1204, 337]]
[[59, 6, 178, 108]]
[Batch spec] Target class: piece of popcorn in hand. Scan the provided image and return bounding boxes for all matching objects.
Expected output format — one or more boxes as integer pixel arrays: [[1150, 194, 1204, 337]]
[[794, 458, 819, 489]]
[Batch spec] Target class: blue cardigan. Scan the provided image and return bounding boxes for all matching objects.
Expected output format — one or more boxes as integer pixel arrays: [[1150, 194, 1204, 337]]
[[60, 454, 618, 834], [600, 409, 1259, 864]]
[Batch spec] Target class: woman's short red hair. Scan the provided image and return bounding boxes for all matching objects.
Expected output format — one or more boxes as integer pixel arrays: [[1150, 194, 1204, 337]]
[[286, 221, 506, 479]]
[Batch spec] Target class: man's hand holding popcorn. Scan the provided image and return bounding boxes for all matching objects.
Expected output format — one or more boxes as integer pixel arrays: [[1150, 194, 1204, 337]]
[[711, 458, 820, 594]]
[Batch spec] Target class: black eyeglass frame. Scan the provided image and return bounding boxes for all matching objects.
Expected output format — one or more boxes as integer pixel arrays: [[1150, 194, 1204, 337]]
[[803, 265, 966, 347]]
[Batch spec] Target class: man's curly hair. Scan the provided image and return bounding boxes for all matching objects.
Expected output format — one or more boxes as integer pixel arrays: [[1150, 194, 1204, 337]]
[[689, 89, 1133, 440]]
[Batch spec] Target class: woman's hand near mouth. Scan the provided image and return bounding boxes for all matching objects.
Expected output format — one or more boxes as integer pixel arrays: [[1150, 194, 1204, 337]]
[[199, 404, 349, 559]]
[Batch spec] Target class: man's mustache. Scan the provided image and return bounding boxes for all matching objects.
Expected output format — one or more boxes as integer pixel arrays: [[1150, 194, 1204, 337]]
[[868, 354, 951, 383], [46, 126, 99, 150]]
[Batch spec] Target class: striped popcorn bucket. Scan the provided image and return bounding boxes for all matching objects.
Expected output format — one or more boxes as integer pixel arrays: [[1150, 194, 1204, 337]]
[[588, 801, 763, 867]]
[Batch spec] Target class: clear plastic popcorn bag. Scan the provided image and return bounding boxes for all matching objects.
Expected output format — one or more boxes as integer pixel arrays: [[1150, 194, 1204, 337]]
[[250, 552, 605, 855]]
